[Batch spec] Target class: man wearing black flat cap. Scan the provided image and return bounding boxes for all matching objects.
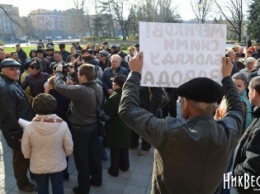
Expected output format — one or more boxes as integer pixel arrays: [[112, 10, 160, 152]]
[[110, 45, 118, 55], [45, 46, 55, 74], [0, 59, 36, 192], [35, 49, 47, 73], [102, 41, 111, 53], [119, 52, 243, 194]]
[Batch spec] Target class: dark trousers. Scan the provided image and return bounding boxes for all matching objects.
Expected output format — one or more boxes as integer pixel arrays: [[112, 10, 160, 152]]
[[130, 130, 151, 151], [162, 88, 178, 118], [71, 124, 102, 194], [35, 171, 64, 194], [110, 148, 129, 175], [63, 157, 69, 178], [13, 149, 30, 187]]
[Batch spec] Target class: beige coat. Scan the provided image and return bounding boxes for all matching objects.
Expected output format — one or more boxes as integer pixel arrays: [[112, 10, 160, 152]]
[[22, 114, 73, 174]]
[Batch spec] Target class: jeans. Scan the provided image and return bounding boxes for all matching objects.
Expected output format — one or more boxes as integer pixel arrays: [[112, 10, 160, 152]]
[[98, 136, 108, 160], [35, 171, 64, 194], [71, 123, 102, 193]]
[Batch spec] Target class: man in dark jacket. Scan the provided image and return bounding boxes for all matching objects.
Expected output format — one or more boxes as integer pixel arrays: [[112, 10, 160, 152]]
[[231, 76, 260, 193], [0, 59, 36, 192], [101, 54, 128, 98], [119, 53, 243, 194], [55, 63, 103, 194], [59, 43, 70, 62], [16, 44, 27, 64]]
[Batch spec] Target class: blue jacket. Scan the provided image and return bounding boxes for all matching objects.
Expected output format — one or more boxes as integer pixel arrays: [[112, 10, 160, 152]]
[[101, 66, 128, 97]]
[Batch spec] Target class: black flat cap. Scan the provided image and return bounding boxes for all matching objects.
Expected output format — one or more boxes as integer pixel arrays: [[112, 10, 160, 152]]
[[24, 59, 35, 69], [111, 45, 117, 49], [103, 41, 108, 45], [0, 59, 21, 68], [177, 77, 222, 103], [36, 49, 44, 53], [87, 49, 94, 55]]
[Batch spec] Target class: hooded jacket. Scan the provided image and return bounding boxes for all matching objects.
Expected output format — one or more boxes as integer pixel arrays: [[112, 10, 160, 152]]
[[21, 114, 73, 174]]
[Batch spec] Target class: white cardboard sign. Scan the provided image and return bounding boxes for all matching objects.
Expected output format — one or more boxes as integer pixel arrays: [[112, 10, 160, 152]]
[[139, 22, 227, 87]]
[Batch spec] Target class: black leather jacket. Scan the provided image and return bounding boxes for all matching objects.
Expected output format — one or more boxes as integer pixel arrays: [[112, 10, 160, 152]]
[[0, 74, 34, 149], [119, 72, 243, 194]]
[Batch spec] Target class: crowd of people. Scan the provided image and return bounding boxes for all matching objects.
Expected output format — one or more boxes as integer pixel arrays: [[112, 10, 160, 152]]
[[0, 38, 260, 194]]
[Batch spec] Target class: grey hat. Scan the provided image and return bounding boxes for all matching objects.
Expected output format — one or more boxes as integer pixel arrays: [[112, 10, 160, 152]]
[[0, 59, 21, 68], [99, 50, 109, 57], [32, 93, 57, 115], [46, 45, 54, 51]]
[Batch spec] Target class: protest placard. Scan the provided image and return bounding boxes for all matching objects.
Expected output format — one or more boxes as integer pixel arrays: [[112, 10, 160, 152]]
[[139, 22, 227, 87]]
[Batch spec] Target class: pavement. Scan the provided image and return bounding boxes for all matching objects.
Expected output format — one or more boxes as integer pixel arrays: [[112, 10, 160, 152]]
[[0, 102, 182, 194], [0, 132, 154, 194]]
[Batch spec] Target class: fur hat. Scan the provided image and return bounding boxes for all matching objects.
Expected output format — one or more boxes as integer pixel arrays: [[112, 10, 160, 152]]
[[177, 77, 222, 103], [32, 93, 57, 115]]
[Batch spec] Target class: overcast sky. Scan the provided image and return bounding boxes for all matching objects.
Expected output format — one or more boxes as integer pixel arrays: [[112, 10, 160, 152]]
[[0, 0, 250, 21], [0, 0, 197, 20]]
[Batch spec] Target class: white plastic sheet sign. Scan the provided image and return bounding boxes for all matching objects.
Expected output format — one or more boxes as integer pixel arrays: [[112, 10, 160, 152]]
[[139, 22, 227, 87]]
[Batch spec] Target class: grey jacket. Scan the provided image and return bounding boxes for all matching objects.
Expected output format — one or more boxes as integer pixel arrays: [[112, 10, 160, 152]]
[[55, 72, 103, 126], [119, 72, 243, 194]]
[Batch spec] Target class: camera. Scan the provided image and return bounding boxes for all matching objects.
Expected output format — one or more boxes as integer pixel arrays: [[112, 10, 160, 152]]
[[99, 110, 110, 122]]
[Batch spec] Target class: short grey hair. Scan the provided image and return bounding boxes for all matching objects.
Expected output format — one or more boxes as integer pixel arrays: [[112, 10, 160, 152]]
[[245, 57, 256, 66], [232, 72, 248, 85], [189, 100, 218, 115], [110, 54, 122, 62], [249, 76, 260, 93]]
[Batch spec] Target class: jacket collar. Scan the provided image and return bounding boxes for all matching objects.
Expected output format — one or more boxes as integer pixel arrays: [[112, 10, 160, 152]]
[[81, 80, 96, 86], [185, 114, 213, 123], [253, 107, 260, 118], [0, 74, 17, 83]]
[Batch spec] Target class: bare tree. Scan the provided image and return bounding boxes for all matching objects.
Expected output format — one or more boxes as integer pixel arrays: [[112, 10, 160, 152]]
[[0, 5, 21, 27], [98, 0, 116, 39], [137, 0, 181, 22], [109, 0, 133, 40], [190, 0, 213, 23], [70, 0, 87, 39], [214, 0, 245, 42]]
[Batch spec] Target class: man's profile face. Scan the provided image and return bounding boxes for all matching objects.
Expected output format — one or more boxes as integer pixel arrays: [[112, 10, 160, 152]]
[[248, 86, 256, 106], [2, 67, 20, 81], [0, 50, 6, 61]]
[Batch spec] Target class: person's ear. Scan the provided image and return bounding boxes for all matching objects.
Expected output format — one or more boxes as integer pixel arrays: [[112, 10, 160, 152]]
[[253, 89, 259, 98]]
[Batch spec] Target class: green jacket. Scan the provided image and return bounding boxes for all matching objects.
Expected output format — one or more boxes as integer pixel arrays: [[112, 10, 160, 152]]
[[103, 89, 131, 149]]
